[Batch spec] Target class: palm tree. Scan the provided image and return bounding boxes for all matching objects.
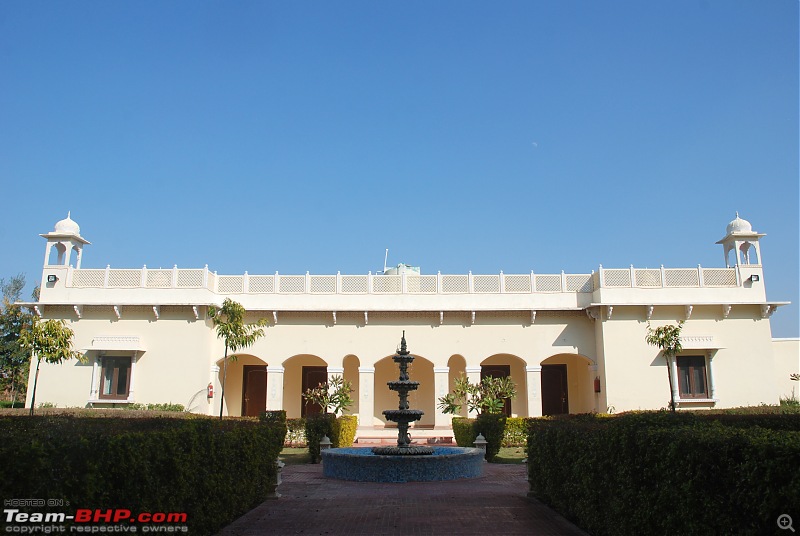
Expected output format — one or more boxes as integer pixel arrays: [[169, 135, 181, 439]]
[[208, 298, 267, 419]]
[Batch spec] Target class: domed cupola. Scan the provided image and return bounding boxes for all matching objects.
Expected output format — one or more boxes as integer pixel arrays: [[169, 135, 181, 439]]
[[726, 212, 753, 235], [40, 212, 91, 268], [716, 212, 765, 268]]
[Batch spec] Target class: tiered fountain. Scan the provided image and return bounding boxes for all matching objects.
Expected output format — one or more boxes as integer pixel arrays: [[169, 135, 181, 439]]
[[321, 333, 484, 482], [372, 332, 434, 456]]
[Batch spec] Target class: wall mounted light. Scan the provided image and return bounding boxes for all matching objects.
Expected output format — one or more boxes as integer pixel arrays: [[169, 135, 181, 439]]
[[47, 275, 58, 283], [749, 274, 760, 282]]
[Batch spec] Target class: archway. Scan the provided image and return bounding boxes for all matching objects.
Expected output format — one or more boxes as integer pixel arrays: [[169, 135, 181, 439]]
[[215, 353, 268, 417], [282, 354, 328, 419], [447, 354, 468, 418], [480, 354, 528, 417], [539, 353, 595, 415], [374, 353, 435, 427]]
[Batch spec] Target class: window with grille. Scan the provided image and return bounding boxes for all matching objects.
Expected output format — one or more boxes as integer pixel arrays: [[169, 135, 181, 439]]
[[677, 356, 708, 399], [100, 356, 131, 400]]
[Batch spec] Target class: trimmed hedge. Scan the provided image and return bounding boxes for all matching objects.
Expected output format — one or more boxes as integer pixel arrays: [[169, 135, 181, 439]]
[[0, 414, 286, 536], [451, 415, 507, 461], [502, 417, 527, 447], [332, 415, 358, 447], [452, 417, 475, 447], [526, 412, 800, 535]]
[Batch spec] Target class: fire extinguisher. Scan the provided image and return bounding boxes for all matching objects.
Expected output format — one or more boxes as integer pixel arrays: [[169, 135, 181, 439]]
[[594, 376, 601, 393], [207, 383, 214, 399]]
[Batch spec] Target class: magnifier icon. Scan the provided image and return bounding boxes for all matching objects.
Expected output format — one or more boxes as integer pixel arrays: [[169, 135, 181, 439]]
[[778, 514, 795, 532]]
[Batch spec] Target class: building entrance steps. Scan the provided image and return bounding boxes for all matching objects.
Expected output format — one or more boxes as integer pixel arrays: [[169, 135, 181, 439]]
[[355, 425, 454, 445], [216, 463, 589, 536]]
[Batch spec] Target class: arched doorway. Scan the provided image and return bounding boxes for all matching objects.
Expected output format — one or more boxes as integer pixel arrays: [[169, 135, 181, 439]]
[[480, 354, 528, 417], [282, 354, 328, 419], [374, 353, 435, 427], [216, 353, 268, 417], [539, 353, 595, 415]]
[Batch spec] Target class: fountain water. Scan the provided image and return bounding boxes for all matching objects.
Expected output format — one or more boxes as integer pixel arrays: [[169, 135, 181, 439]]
[[321, 333, 484, 482]]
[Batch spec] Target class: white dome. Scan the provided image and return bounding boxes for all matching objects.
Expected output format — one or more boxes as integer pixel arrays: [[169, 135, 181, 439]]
[[726, 212, 753, 235], [53, 212, 80, 236]]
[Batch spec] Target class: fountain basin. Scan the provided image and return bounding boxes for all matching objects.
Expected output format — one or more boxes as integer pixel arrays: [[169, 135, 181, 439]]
[[321, 446, 484, 483]]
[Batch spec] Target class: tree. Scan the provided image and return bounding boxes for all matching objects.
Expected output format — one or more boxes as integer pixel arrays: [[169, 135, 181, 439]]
[[645, 321, 684, 413], [437, 374, 517, 415], [208, 298, 267, 419], [20, 317, 84, 414], [0, 274, 34, 406], [302, 374, 354, 415]]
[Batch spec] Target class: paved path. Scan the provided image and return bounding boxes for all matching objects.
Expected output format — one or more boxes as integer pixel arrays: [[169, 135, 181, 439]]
[[217, 463, 588, 536]]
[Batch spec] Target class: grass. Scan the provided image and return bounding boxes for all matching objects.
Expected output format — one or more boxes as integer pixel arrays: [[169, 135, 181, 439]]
[[493, 446, 527, 464], [279, 447, 311, 465]]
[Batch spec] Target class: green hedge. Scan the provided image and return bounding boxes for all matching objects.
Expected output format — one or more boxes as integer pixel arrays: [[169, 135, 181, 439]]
[[451, 415, 507, 461], [502, 417, 527, 446], [0, 414, 286, 536], [286, 417, 307, 446], [305, 413, 358, 462], [526, 412, 800, 535], [452, 417, 475, 447]]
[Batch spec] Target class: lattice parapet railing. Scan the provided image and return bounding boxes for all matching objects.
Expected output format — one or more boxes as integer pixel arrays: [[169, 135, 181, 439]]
[[664, 269, 700, 287], [702, 268, 736, 287], [473, 275, 501, 293], [63, 267, 738, 293], [147, 270, 172, 288]]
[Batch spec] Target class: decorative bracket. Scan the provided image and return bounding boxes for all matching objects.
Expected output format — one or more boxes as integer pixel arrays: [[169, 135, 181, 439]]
[[192, 306, 199, 320], [530, 310, 536, 324], [722, 304, 731, 319], [364, 311, 369, 325], [272, 311, 279, 324], [332, 311, 337, 325], [439, 311, 444, 325], [73, 305, 83, 319], [761, 304, 776, 318], [152, 306, 159, 320], [113, 305, 122, 320], [645, 305, 654, 320], [606, 306, 614, 320], [585, 307, 600, 321], [470, 311, 476, 325], [33, 305, 42, 318], [685, 305, 693, 320]]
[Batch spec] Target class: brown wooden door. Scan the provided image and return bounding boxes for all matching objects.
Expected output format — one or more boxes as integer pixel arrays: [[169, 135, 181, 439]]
[[302, 366, 328, 417], [541, 364, 569, 416], [241, 366, 267, 417], [481, 364, 512, 417]]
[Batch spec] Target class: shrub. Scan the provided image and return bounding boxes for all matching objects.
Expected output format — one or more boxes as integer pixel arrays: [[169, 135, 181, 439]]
[[129, 402, 185, 412], [0, 401, 24, 408], [286, 417, 307, 446], [502, 417, 527, 447], [526, 411, 800, 535], [305, 413, 336, 463], [452, 417, 475, 447], [0, 414, 286, 536], [332, 415, 358, 447], [475, 413, 506, 462]]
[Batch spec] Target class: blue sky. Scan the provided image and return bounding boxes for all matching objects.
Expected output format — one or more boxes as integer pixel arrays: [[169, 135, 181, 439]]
[[1, 1, 797, 337]]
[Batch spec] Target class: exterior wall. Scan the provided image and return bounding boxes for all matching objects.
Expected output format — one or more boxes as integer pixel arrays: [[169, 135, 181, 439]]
[[600, 305, 779, 412], [773, 338, 800, 400]]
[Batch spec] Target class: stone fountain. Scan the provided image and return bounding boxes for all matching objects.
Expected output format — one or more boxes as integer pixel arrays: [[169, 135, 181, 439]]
[[372, 332, 434, 456], [321, 333, 484, 482]]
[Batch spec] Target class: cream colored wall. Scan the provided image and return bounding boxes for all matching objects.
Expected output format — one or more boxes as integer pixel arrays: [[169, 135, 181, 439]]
[[772, 339, 800, 400], [447, 354, 468, 418], [26, 306, 217, 412], [600, 305, 779, 412], [281, 354, 327, 418], [218, 354, 267, 417]]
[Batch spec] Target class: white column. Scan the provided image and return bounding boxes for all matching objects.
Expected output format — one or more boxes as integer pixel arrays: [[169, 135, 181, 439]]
[[266, 366, 285, 411], [209, 365, 220, 416], [327, 367, 345, 416], [434, 367, 450, 428], [669, 356, 680, 404], [90, 355, 100, 401], [526, 366, 543, 417], [465, 366, 482, 418], [707, 354, 716, 399], [127, 352, 138, 402], [358, 367, 375, 428], [588, 364, 599, 413]]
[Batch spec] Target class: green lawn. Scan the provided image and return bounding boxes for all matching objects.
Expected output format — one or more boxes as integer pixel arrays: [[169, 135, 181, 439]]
[[494, 447, 527, 464]]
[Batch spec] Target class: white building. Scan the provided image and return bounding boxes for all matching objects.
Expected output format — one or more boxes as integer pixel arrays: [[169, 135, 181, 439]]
[[25, 214, 798, 439]]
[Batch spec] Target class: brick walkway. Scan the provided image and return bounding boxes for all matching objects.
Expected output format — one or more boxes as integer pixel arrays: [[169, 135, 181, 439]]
[[216, 463, 588, 536]]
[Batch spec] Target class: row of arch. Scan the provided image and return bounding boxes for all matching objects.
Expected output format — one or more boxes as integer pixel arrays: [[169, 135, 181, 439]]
[[218, 351, 597, 422]]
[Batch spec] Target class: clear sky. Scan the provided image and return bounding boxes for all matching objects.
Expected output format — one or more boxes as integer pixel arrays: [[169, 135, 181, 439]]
[[1, 1, 797, 337]]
